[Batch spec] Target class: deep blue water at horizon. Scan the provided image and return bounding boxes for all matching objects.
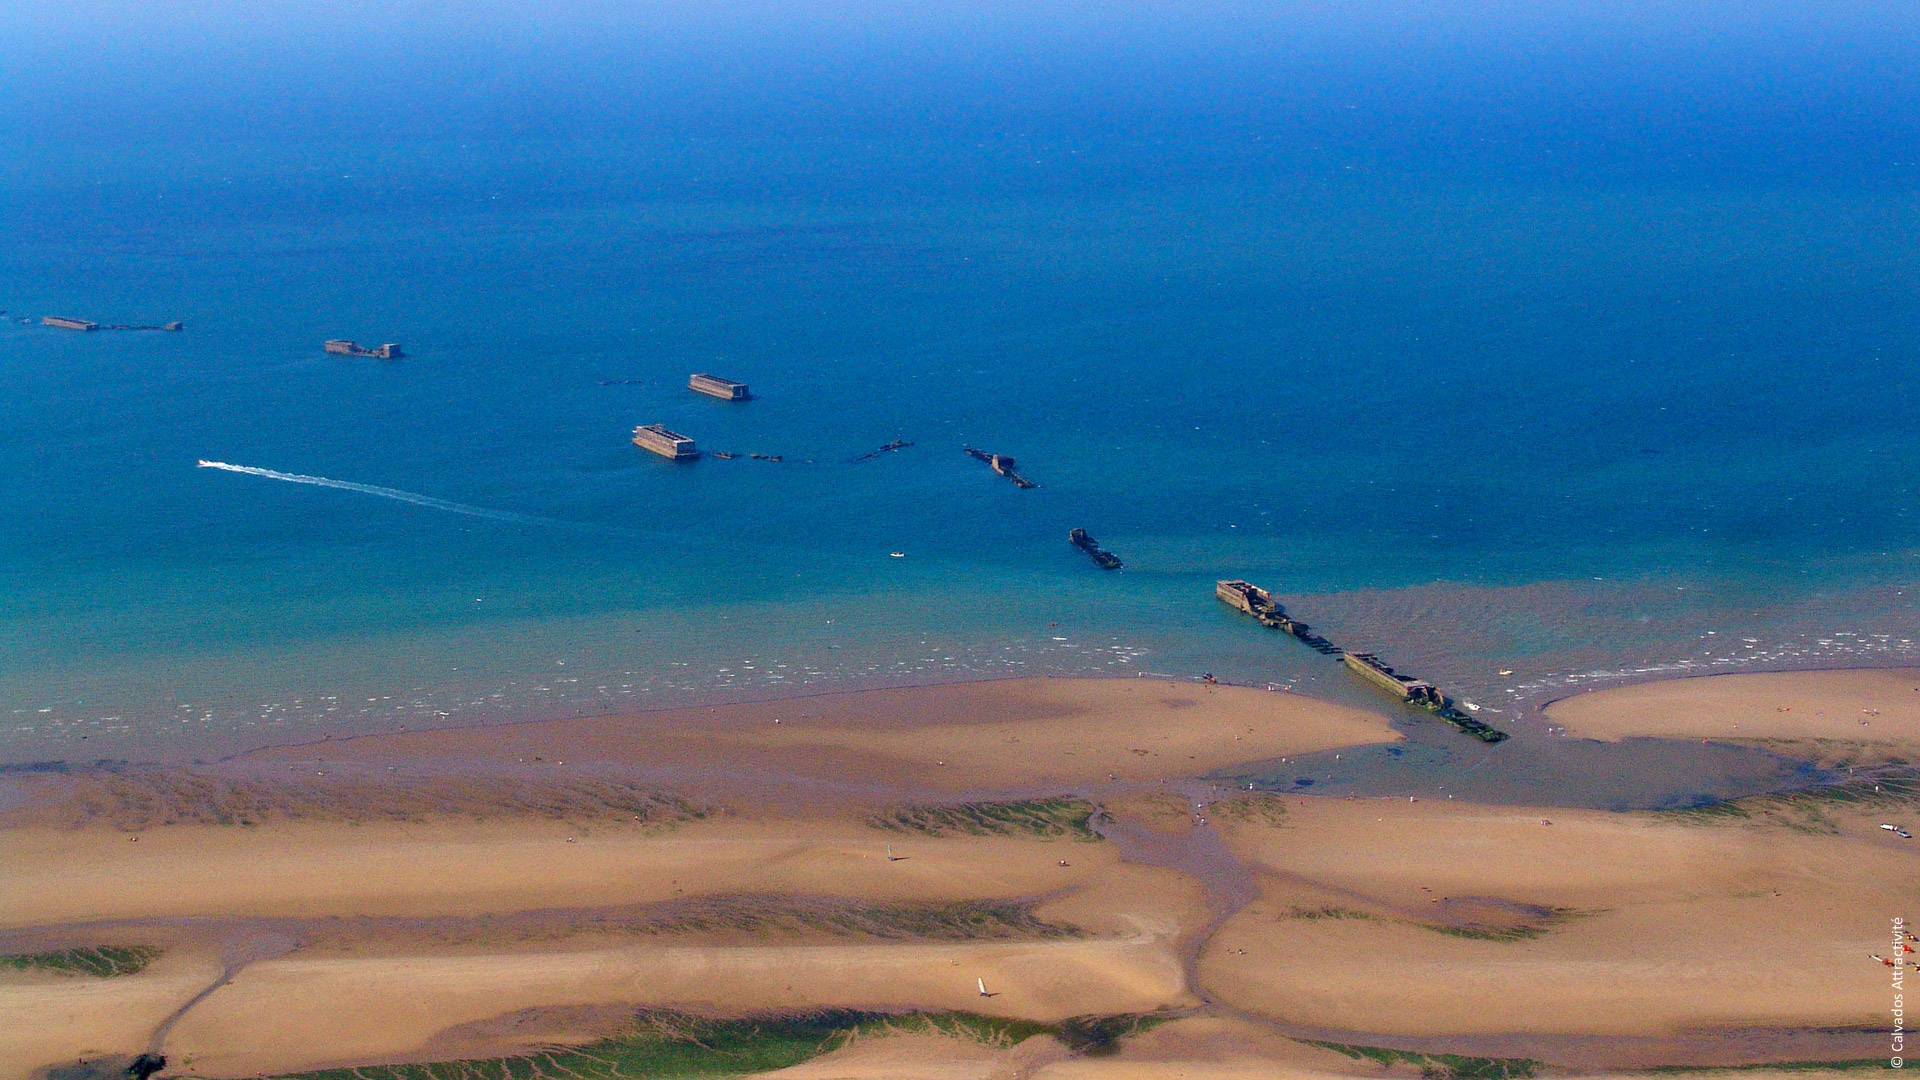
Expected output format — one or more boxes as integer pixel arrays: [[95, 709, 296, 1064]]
[[2, 1, 1919, 767]]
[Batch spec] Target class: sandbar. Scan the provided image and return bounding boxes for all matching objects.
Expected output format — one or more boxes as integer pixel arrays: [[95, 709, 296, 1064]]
[[2, 672, 1903, 1080], [1545, 667, 1920, 759], [1201, 791, 1907, 1038], [233, 676, 1402, 798]]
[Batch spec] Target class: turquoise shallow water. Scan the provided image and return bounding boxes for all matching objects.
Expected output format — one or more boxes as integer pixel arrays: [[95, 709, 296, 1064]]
[[1, 3, 1918, 775]]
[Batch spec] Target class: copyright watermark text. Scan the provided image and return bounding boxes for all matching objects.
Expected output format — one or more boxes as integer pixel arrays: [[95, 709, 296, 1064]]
[[1894, 917, 1907, 1068]]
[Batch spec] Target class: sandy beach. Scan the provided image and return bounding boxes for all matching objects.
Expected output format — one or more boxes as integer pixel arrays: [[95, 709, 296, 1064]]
[[1545, 667, 1920, 762], [233, 676, 1404, 797], [10, 2, 1915, 1074], [1201, 794, 1902, 1039], [2, 674, 1907, 1080]]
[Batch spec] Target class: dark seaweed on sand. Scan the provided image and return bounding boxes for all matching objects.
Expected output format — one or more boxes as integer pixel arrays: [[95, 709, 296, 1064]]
[[867, 797, 1104, 840], [1305, 1040, 1539, 1080], [244, 1009, 1170, 1080], [0, 946, 161, 978]]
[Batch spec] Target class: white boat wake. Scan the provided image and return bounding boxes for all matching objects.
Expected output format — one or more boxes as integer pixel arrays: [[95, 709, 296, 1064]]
[[196, 460, 537, 523]]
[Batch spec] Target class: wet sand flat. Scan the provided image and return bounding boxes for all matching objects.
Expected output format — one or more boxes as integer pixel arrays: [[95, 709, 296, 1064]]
[[3, 818, 1205, 1078], [1202, 793, 1908, 1037], [1, 818, 1127, 928], [230, 676, 1402, 797], [167, 938, 1193, 1077], [2, 671, 1909, 1079], [0, 952, 223, 1080], [1545, 667, 1920, 755]]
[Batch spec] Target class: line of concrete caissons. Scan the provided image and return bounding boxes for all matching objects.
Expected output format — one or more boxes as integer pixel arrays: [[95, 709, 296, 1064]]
[[636, 372, 1500, 743], [32, 309, 1496, 745]]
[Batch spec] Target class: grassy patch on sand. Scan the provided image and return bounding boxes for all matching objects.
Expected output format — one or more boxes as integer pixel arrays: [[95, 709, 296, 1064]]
[[0, 946, 162, 978], [1305, 1039, 1538, 1080], [245, 1008, 1171, 1080], [869, 798, 1104, 840]]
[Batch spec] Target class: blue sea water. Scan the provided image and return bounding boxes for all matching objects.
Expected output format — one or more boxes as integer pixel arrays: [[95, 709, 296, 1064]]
[[2, 1, 1918, 765]]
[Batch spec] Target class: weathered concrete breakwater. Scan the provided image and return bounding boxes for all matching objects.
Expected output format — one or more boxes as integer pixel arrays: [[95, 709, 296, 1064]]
[[1069, 528, 1123, 570], [632, 425, 793, 463], [619, 394, 1495, 739], [689, 373, 750, 400], [1215, 580, 1507, 743], [851, 440, 914, 462], [633, 423, 700, 460], [1214, 580, 1341, 655], [43, 315, 184, 332], [324, 339, 402, 359], [710, 451, 792, 462], [963, 447, 1037, 488]]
